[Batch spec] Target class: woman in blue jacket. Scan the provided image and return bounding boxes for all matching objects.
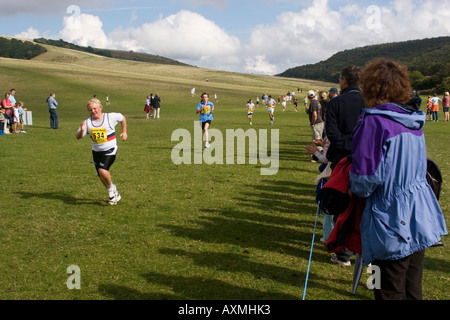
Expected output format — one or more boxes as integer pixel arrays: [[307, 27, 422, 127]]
[[350, 58, 447, 300]]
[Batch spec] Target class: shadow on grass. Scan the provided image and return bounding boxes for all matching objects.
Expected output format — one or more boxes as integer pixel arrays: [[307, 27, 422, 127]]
[[98, 271, 301, 300], [156, 248, 311, 299], [424, 253, 450, 272], [17, 191, 104, 206], [98, 283, 179, 300], [279, 139, 313, 163], [152, 177, 342, 299]]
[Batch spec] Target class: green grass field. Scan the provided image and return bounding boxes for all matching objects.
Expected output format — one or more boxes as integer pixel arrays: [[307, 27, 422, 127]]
[[0, 45, 448, 301]]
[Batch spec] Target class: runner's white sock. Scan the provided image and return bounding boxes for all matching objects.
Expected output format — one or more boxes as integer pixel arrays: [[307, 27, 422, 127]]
[[107, 184, 117, 197]]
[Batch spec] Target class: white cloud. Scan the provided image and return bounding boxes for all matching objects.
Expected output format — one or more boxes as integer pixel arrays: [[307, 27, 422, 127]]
[[243, 0, 450, 74], [244, 55, 278, 75], [59, 13, 111, 48], [15, 27, 40, 39], [108, 10, 241, 63], [54, 10, 242, 71]]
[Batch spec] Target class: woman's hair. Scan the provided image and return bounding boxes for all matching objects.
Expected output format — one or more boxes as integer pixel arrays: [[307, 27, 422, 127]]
[[361, 58, 412, 108], [319, 91, 328, 100]]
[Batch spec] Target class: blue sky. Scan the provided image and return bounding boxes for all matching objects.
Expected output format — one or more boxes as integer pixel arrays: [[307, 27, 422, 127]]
[[2, 0, 450, 74]]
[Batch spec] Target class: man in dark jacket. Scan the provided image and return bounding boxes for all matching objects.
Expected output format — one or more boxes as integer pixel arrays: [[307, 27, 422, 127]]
[[153, 93, 161, 119], [325, 66, 365, 170], [324, 65, 365, 266]]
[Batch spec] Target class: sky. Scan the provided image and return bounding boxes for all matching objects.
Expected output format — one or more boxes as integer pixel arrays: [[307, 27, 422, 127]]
[[1, 0, 450, 75]]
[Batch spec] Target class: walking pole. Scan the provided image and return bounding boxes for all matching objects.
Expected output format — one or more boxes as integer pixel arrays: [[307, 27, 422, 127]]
[[302, 203, 321, 300], [352, 254, 363, 294]]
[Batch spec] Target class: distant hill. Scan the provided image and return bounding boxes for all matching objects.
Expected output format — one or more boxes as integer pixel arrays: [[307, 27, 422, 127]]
[[277, 37, 450, 94], [33, 38, 190, 67]]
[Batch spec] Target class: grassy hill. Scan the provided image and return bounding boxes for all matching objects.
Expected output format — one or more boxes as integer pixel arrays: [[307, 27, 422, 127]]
[[33, 38, 190, 66], [277, 36, 450, 94], [0, 43, 448, 303]]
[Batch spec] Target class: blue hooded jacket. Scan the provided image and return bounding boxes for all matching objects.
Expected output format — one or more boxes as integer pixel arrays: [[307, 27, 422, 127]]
[[350, 103, 447, 265]]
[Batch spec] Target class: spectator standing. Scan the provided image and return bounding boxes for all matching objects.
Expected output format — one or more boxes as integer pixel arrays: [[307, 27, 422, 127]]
[[326, 66, 365, 170], [0, 107, 6, 135], [325, 65, 365, 266], [426, 96, 433, 121], [145, 95, 151, 119], [318, 91, 329, 137], [12, 103, 19, 133], [328, 87, 339, 100], [350, 58, 447, 300], [307, 90, 324, 146], [9, 89, 17, 107], [46, 93, 59, 129], [17, 101, 27, 133], [430, 93, 441, 121], [153, 93, 161, 119], [1, 93, 12, 133], [442, 92, 449, 122]]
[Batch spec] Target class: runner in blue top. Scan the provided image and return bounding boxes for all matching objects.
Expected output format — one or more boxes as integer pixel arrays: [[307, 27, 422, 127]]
[[196, 92, 214, 149]]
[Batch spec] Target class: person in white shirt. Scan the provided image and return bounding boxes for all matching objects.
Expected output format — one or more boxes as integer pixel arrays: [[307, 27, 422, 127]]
[[266, 95, 276, 125], [246, 99, 255, 125], [76, 98, 128, 205]]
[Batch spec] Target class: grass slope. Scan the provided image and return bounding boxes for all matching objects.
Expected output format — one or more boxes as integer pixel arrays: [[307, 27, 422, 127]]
[[0, 46, 448, 301]]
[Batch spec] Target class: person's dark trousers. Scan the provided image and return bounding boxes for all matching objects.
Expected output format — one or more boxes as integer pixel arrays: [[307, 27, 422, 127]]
[[337, 248, 353, 262], [49, 109, 59, 129], [372, 249, 425, 300]]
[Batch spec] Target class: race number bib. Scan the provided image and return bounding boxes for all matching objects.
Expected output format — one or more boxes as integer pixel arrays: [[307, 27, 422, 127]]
[[201, 105, 211, 114], [91, 128, 108, 144]]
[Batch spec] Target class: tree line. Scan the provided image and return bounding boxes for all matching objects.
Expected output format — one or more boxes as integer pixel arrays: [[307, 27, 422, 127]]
[[0, 37, 47, 60]]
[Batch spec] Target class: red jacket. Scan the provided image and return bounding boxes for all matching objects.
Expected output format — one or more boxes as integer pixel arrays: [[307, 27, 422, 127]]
[[319, 157, 365, 254]]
